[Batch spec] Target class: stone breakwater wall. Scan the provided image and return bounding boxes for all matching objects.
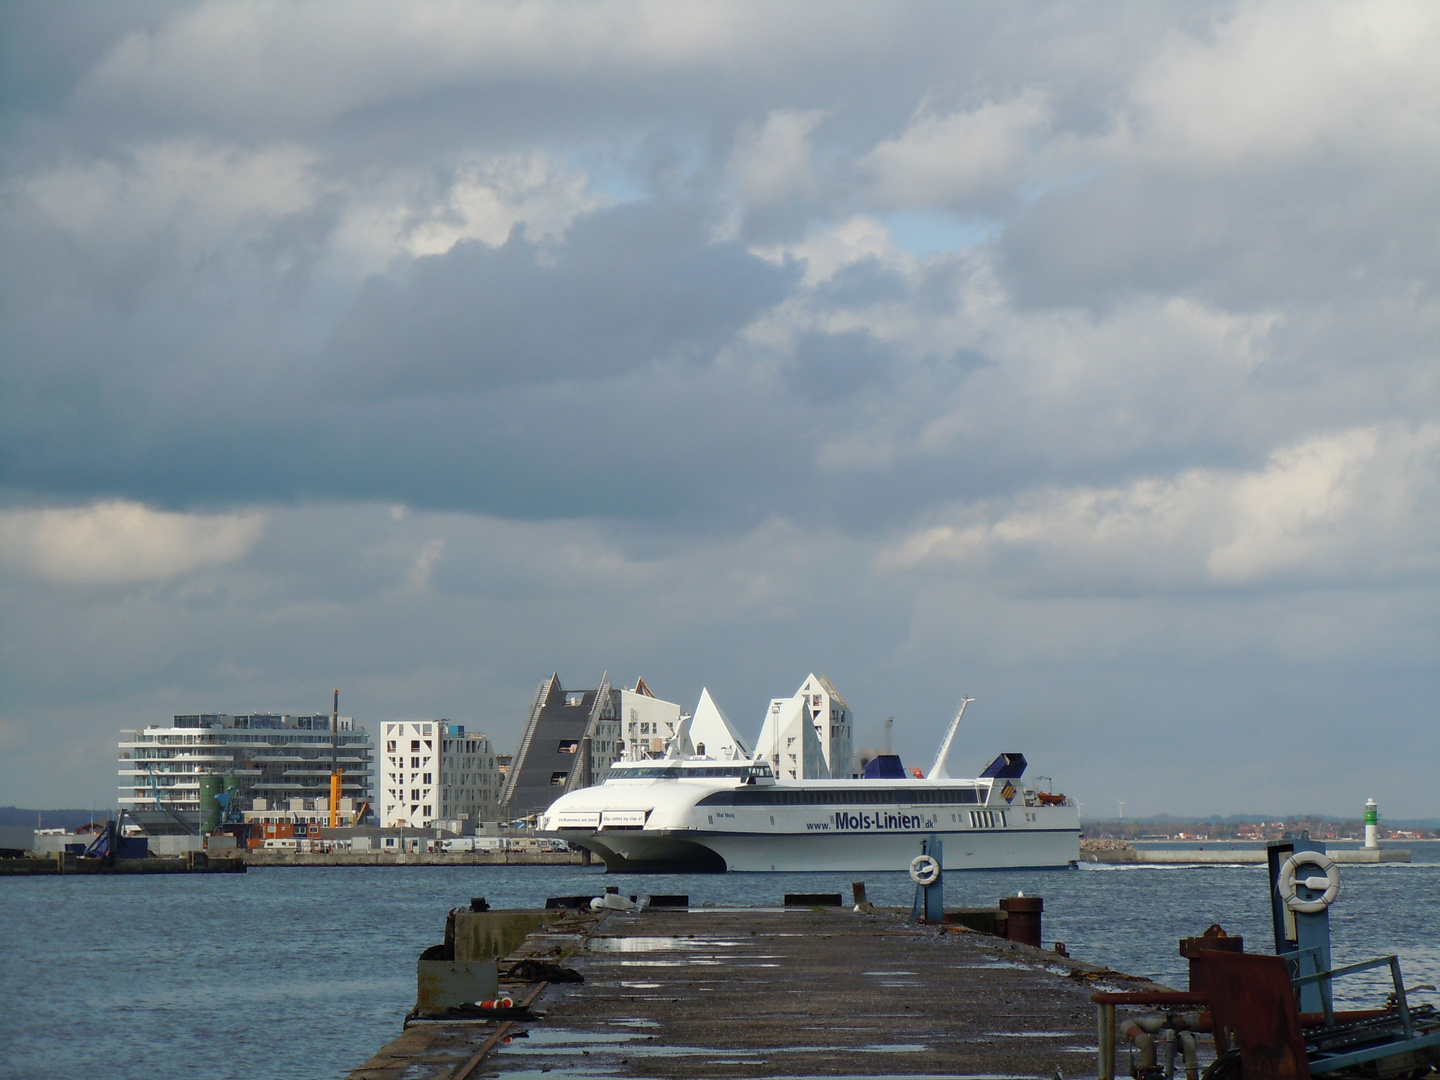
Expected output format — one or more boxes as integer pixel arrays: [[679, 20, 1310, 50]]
[[1081, 846, 1409, 865]]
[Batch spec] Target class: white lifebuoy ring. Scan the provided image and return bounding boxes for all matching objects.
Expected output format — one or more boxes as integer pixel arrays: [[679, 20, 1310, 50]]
[[909, 854, 941, 886], [1277, 851, 1341, 913]]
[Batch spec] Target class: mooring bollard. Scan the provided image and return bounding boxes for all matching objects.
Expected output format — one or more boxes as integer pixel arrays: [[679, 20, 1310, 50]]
[[1000, 895, 1043, 948]]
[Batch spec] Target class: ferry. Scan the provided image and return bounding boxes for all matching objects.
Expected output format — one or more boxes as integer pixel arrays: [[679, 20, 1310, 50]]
[[538, 701, 1079, 873]]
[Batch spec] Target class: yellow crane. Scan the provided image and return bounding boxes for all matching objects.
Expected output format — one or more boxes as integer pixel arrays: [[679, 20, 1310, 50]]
[[329, 688, 342, 828]]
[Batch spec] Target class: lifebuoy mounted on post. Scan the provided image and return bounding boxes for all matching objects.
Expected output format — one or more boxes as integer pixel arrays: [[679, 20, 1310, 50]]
[[909, 853, 941, 886], [1277, 850, 1341, 913]]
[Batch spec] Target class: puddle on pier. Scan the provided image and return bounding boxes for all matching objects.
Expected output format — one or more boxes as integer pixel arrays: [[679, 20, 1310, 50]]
[[492, 1029, 936, 1057], [494, 1062, 1036, 1080], [496, 1028, 639, 1047], [978, 1030, 1077, 1038], [586, 936, 740, 952]]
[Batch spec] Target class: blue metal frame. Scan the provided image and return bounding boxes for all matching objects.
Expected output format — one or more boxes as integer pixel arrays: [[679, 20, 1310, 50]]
[[1291, 951, 1440, 1074]]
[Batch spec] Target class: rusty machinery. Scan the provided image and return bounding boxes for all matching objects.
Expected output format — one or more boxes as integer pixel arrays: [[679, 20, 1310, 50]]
[[1094, 834, 1440, 1080]]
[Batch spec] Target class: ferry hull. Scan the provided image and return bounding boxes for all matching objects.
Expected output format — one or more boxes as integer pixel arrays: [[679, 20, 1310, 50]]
[[550, 826, 1078, 874]]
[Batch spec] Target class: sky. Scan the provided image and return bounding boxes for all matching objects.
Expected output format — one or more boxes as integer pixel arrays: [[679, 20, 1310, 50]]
[[1, 1, 1437, 819]]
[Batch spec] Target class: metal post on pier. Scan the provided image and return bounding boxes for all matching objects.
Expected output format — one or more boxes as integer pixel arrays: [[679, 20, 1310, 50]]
[[910, 835, 944, 922]]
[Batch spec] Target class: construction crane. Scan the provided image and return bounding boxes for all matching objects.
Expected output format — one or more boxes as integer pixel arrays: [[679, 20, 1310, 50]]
[[329, 688, 343, 828]]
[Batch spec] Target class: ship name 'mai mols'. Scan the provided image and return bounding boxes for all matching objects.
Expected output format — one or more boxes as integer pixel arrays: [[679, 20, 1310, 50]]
[[538, 675, 1079, 873]]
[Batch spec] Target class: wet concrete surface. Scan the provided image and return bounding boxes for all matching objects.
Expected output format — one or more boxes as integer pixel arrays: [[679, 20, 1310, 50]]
[[350, 906, 1163, 1079]]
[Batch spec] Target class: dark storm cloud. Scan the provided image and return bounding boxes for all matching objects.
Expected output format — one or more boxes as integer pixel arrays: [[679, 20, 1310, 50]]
[[788, 330, 893, 405], [327, 200, 797, 395], [1000, 160, 1440, 313]]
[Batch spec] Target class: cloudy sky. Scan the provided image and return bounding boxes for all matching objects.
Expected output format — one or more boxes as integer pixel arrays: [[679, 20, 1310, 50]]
[[2, 1, 1437, 819]]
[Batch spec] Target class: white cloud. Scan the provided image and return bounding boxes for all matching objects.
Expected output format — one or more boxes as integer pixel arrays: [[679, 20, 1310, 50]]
[[0, 501, 265, 585], [21, 141, 320, 242], [404, 537, 445, 593], [749, 214, 910, 289], [1124, 1, 1440, 166], [728, 109, 827, 205], [329, 153, 605, 273], [398, 153, 603, 257], [79, 2, 878, 127], [861, 91, 1050, 207], [880, 425, 1440, 589], [17, 142, 602, 275]]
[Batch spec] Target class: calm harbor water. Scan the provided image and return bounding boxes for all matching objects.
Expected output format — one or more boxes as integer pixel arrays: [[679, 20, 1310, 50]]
[[3, 844, 1438, 1080]]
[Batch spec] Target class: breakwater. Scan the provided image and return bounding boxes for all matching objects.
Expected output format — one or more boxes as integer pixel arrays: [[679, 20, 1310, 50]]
[[1081, 845, 1410, 865]]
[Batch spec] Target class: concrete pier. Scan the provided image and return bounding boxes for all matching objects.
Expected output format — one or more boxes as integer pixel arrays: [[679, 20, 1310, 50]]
[[348, 903, 1166, 1079]]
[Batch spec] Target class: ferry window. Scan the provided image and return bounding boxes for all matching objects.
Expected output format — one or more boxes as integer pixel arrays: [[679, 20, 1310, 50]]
[[422, 773, 432, 785], [386, 741, 396, 753], [557, 740, 579, 754], [550, 771, 569, 785], [411, 740, 420, 751], [565, 692, 585, 706]]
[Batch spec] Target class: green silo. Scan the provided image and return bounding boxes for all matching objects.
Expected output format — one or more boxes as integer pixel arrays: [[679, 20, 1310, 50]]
[[199, 775, 224, 833]]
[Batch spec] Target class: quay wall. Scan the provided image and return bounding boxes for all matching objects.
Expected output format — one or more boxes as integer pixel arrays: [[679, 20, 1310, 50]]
[[242, 850, 587, 868], [0, 854, 245, 875]]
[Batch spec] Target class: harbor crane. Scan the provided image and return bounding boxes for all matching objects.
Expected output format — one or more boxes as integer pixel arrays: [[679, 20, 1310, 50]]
[[330, 688, 343, 828]]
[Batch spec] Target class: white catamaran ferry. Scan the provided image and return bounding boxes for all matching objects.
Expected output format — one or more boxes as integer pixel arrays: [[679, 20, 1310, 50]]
[[538, 698, 1079, 873]]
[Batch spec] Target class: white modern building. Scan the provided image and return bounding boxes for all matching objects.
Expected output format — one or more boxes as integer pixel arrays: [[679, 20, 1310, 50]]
[[379, 720, 500, 829], [673, 688, 752, 761], [439, 724, 500, 827], [118, 712, 373, 832], [753, 674, 855, 780], [619, 677, 684, 758]]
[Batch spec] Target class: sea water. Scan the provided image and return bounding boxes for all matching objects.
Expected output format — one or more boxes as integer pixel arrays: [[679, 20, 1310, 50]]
[[3, 844, 1437, 1080]]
